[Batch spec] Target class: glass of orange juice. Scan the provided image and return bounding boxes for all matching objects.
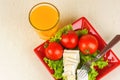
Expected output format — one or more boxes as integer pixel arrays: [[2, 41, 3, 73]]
[[29, 2, 60, 40]]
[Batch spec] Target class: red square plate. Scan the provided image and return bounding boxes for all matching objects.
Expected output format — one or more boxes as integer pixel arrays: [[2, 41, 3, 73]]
[[34, 17, 120, 80]]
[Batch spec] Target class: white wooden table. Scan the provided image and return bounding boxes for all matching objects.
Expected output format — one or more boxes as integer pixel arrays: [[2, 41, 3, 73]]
[[0, 0, 120, 80]]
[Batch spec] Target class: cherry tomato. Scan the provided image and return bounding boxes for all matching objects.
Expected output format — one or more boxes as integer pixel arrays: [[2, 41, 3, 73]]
[[60, 31, 78, 49], [45, 42, 63, 60], [78, 34, 98, 54]]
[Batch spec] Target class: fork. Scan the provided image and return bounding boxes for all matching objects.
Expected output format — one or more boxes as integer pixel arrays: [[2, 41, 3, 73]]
[[78, 35, 120, 79]]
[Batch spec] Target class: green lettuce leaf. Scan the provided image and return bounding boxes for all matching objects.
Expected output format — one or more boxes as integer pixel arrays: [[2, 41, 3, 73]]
[[88, 62, 98, 80], [75, 28, 88, 37], [43, 57, 63, 79], [79, 50, 108, 80]]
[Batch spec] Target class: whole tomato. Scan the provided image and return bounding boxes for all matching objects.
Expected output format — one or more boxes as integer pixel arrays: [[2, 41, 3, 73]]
[[60, 31, 78, 49], [78, 34, 98, 54], [45, 42, 63, 60]]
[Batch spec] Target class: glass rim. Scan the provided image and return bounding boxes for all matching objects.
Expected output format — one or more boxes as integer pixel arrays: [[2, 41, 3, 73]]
[[29, 2, 60, 31]]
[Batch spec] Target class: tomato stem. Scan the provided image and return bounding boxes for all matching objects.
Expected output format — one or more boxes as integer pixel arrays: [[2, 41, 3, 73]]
[[44, 42, 49, 48], [85, 49, 90, 54]]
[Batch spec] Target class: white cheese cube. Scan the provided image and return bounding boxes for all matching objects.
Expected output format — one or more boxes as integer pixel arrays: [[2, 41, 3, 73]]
[[63, 50, 80, 80], [63, 72, 76, 80], [64, 64, 76, 73], [63, 50, 80, 60]]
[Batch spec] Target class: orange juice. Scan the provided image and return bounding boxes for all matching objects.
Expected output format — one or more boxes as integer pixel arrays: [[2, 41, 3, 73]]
[[29, 2, 60, 40]]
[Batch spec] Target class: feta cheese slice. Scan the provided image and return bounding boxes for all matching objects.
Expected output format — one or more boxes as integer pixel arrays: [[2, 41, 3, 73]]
[[64, 64, 76, 73], [63, 50, 80, 80], [63, 50, 80, 60], [63, 73, 76, 80]]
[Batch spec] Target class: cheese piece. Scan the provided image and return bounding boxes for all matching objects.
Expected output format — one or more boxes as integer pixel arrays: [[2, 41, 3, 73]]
[[63, 74, 76, 80], [64, 64, 76, 73], [63, 58, 79, 66], [63, 50, 80, 60], [63, 72, 76, 80], [63, 50, 80, 80]]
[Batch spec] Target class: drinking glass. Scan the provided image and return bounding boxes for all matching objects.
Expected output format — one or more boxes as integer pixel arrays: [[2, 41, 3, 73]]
[[29, 2, 60, 40]]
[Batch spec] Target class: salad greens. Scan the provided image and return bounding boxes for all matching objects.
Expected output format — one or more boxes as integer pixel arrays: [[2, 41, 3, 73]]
[[43, 24, 108, 80], [88, 59, 108, 80], [75, 28, 88, 37], [79, 51, 108, 80], [44, 57, 63, 79]]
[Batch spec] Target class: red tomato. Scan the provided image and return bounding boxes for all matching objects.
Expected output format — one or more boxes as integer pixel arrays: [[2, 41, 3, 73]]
[[78, 34, 98, 54], [45, 42, 63, 60], [60, 31, 78, 49]]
